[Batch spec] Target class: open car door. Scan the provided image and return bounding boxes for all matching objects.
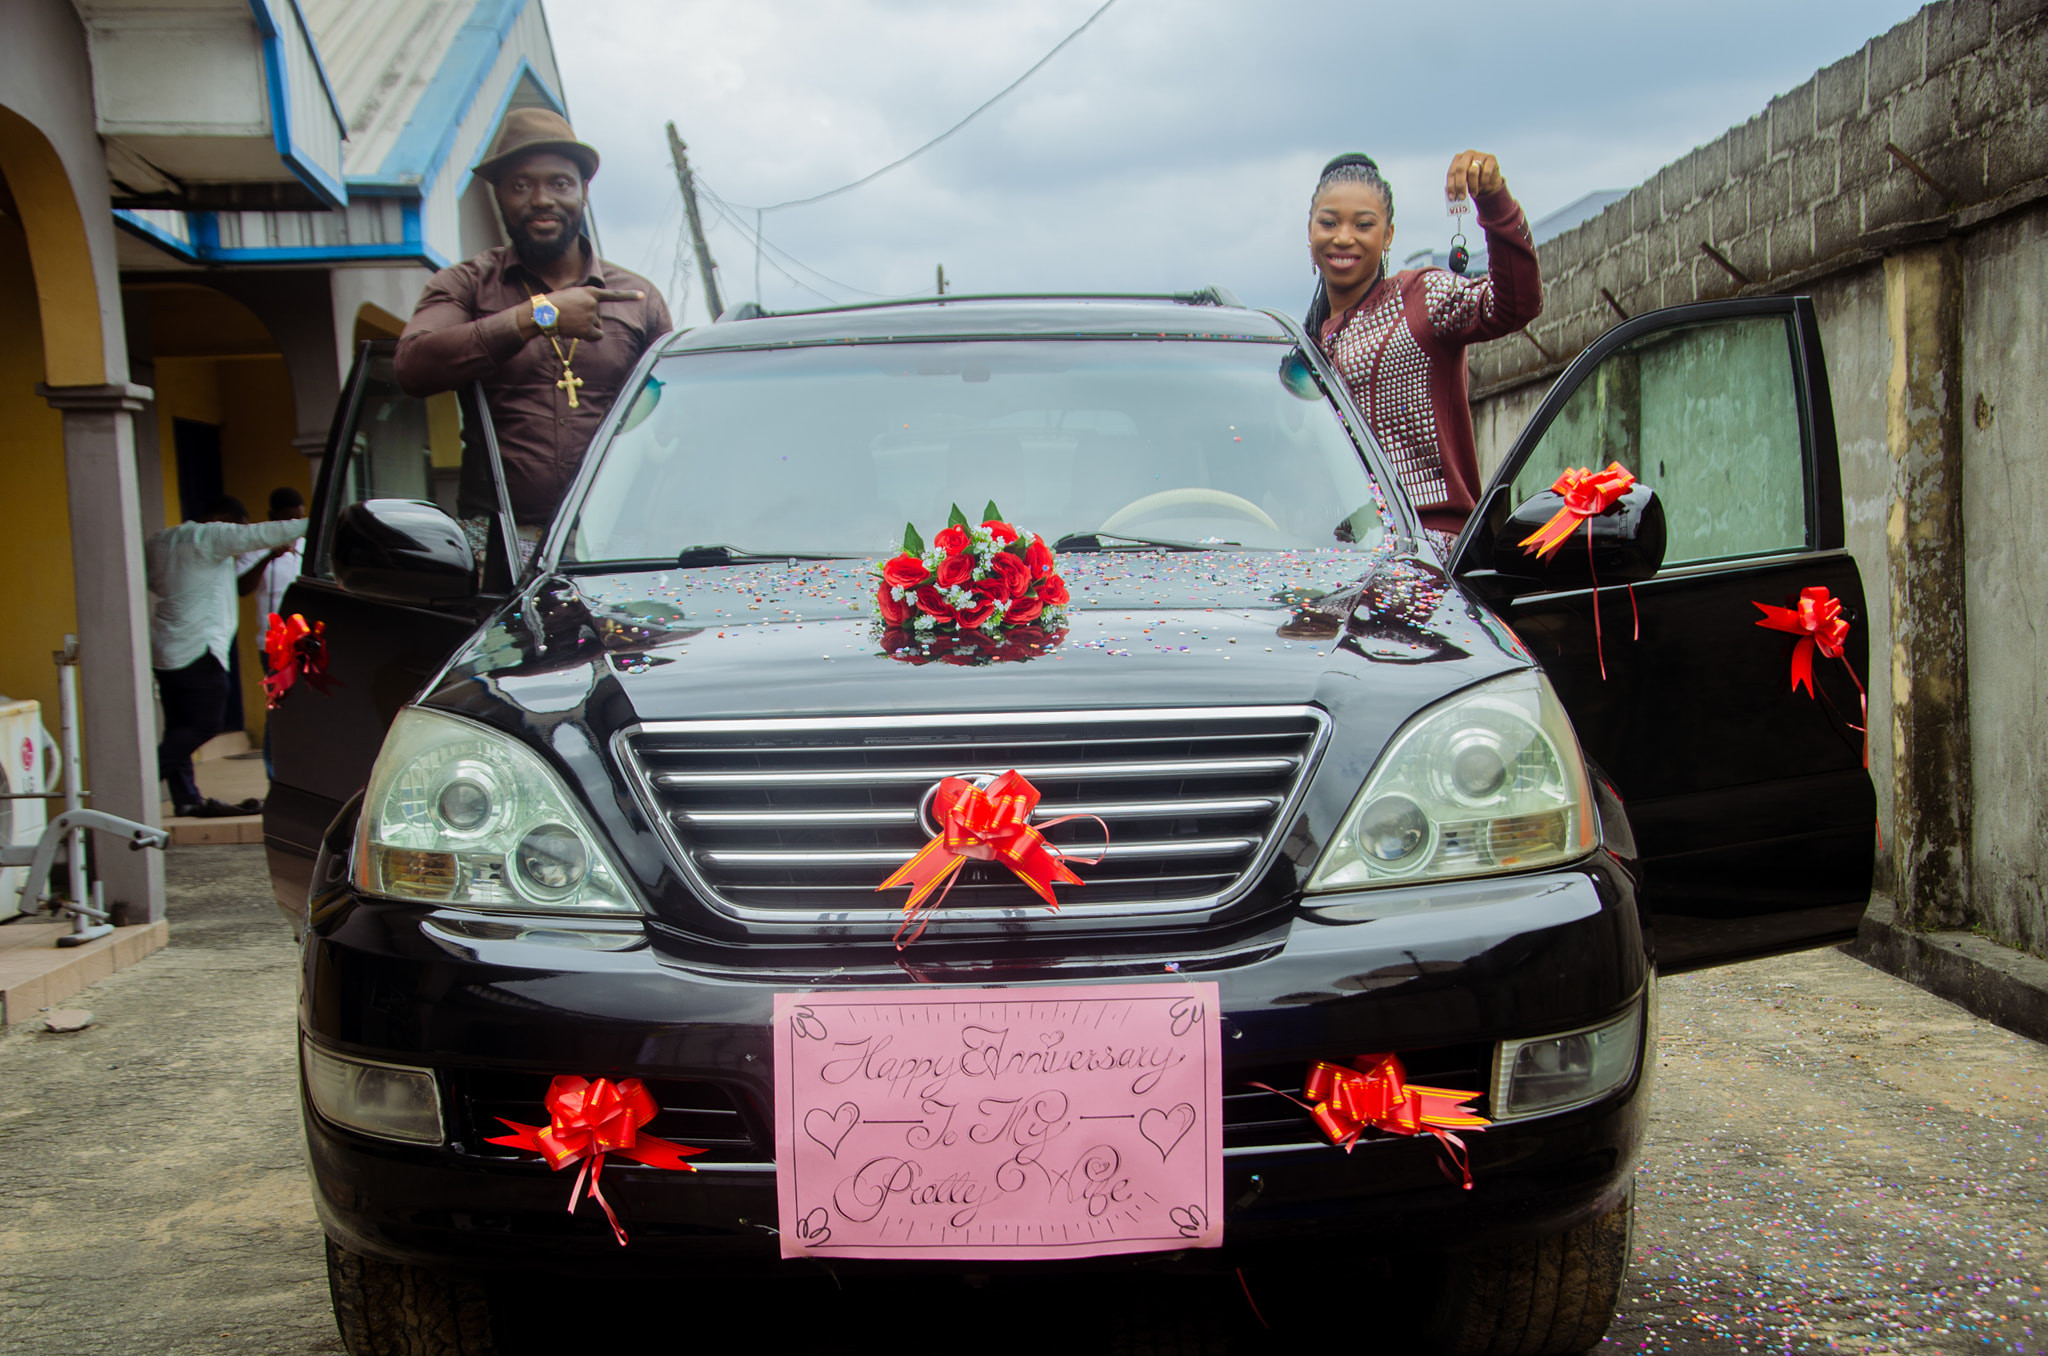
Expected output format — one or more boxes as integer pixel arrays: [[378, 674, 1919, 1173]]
[[1452, 296, 1875, 970], [261, 340, 519, 929]]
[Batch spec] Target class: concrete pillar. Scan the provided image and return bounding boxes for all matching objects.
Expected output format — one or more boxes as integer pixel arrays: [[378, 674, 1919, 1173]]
[[121, 292, 165, 534], [293, 431, 327, 486], [1884, 244, 1972, 932], [36, 381, 165, 925]]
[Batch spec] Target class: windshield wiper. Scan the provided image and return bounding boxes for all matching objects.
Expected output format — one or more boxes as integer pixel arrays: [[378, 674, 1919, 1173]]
[[673, 544, 855, 567], [1054, 532, 1228, 553]]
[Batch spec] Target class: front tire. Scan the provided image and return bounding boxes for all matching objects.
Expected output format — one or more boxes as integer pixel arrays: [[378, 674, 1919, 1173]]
[[326, 1236, 498, 1356], [1420, 1183, 1633, 1355]]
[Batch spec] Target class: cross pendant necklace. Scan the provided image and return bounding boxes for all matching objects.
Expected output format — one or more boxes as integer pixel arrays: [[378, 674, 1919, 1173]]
[[548, 335, 582, 408]]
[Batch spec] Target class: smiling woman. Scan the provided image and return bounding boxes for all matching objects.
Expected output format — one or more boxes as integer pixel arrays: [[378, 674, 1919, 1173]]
[[1304, 150, 1544, 538], [565, 337, 1392, 564]]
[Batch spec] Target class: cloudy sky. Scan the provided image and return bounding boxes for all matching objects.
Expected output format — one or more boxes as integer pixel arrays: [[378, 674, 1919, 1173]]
[[549, 0, 1922, 326]]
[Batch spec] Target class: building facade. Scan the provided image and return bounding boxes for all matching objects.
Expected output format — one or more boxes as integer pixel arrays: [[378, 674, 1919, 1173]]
[[1, 0, 571, 920]]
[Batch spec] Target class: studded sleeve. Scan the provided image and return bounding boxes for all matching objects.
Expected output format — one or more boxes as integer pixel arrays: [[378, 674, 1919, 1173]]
[[1422, 188, 1544, 345]]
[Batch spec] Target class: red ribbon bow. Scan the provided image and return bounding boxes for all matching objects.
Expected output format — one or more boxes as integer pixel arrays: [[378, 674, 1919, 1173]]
[[1255, 1054, 1489, 1189], [1519, 462, 1637, 560], [261, 611, 334, 708], [1753, 585, 1867, 767], [876, 769, 1105, 947], [1519, 464, 1640, 681], [485, 1075, 702, 1246]]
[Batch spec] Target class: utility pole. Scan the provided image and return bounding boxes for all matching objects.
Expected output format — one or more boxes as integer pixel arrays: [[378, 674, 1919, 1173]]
[[665, 121, 724, 320], [935, 263, 947, 295]]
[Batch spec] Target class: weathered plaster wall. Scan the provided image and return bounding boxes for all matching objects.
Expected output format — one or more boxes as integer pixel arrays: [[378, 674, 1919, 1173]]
[[1809, 264, 1899, 890], [1959, 204, 2048, 955]]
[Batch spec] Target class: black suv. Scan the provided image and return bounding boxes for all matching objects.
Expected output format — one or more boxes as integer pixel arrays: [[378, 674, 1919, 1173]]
[[267, 294, 1872, 1355]]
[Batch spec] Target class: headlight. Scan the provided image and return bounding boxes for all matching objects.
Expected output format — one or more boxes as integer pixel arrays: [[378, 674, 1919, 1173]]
[[354, 707, 638, 915], [1306, 670, 1597, 893], [301, 1039, 444, 1144], [1492, 1001, 1644, 1121]]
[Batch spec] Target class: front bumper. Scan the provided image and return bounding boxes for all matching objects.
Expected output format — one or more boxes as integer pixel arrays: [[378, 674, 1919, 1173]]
[[302, 859, 1649, 1276]]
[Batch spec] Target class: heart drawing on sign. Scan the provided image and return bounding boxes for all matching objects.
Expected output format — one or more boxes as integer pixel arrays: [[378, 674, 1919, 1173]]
[[1139, 1102, 1196, 1161], [804, 1102, 860, 1157]]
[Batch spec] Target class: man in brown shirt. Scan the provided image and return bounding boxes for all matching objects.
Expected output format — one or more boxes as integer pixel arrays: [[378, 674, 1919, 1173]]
[[396, 109, 672, 530]]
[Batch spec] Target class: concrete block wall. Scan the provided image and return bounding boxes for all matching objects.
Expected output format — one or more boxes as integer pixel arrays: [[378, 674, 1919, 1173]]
[[1468, 0, 2048, 397]]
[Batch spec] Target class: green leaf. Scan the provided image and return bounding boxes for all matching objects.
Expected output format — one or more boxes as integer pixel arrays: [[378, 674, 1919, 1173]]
[[947, 503, 970, 530], [1003, 537, 1029, 559], [982, 499, 1004, 524], [902, 522, 925, 556]]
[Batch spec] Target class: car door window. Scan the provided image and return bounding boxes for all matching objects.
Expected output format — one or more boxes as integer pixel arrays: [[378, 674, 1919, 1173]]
[[1508, 315, 1810, 566], [310, 344, 512, 587]]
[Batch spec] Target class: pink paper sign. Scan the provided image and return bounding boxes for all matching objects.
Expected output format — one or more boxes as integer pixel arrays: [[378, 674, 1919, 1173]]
[[772, 982, 1223, 1261]]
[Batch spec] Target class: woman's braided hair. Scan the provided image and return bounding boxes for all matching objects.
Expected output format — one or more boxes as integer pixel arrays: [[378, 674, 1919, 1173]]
[[1305, 152, 1396, 347]]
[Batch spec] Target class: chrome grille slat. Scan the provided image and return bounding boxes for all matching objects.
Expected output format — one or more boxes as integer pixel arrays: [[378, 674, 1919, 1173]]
[[652, 757, 1299, 788], [622, 706, 1328, 924], [676, 797, 1278, 827], [700, 838, 1258, 867]]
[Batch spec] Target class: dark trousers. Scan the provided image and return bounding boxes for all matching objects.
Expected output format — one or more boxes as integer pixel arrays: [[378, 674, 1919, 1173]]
[[156, 652, 228, 810]]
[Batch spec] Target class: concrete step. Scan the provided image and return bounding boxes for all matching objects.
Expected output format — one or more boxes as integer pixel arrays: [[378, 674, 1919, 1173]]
[[0, 917, 168, 1024]]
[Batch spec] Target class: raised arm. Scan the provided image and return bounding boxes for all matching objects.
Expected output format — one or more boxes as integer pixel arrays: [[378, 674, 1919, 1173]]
[[196, 519, 307, 561], [1425, 151, 1544, 345]]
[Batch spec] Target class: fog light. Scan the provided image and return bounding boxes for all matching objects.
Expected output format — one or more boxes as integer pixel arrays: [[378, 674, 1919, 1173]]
[[302, 1040, 443, 1145], [1493, 1001, 1643, 1121]]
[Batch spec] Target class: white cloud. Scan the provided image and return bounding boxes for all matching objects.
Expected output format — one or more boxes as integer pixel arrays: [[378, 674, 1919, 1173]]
[[549, 0, 1925, 326]]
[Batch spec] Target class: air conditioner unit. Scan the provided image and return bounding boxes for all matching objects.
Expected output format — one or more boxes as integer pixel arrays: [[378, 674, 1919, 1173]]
[[0, 699, 51, 921]]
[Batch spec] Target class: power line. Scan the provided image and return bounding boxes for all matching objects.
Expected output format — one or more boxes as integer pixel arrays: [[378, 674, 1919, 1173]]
[[739, 0, 1120, 214], [693, 187, 841, 305], [697, 178, 890, 300]]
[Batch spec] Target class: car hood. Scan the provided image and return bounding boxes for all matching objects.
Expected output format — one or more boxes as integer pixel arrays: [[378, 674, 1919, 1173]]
[[428, 547, 1531, 726]]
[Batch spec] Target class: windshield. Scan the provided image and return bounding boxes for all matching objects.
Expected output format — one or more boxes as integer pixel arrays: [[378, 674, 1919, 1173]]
[[565, 339, 1391, 564]]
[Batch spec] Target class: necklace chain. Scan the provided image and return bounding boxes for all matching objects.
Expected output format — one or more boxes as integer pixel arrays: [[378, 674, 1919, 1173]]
[[527, 289, 583, 409]]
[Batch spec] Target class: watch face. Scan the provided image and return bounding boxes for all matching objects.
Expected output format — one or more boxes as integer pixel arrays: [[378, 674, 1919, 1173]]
[[533, 299, 559, 327]]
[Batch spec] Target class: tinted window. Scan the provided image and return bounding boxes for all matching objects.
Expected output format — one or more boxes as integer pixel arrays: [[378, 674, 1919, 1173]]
[[568, 340, 1390, 562], [1510, 315, 1809, 565], [314, 352, 469, 576]]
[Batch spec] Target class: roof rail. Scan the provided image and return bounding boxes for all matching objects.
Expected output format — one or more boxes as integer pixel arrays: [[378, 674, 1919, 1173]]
[[721, 290, 1250, 321]]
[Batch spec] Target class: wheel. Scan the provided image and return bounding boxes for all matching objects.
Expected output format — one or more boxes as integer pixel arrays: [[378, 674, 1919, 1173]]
[[1419, 1184, 1633, 1356], [326, 1236, 498, 1356], [1099, 487, 1279, 534]]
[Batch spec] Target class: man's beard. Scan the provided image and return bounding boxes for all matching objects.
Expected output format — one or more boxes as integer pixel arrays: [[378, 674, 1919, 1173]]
[[508, 207, 582, 268]]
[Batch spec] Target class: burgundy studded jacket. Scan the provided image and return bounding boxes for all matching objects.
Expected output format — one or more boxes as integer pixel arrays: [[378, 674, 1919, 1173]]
[[1318, 188, 1543, 536]]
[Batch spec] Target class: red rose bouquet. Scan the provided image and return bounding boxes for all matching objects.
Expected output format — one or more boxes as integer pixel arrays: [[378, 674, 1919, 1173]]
[[875, 502, 1071, 646]]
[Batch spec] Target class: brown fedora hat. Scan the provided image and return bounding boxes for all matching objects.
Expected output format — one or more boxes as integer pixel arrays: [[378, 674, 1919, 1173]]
[[473, 107, 600, 183]]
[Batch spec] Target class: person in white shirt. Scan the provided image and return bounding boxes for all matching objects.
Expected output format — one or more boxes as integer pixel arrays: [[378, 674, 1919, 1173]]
[[146, 496, 307, 817], [235, 487, 307, 779]]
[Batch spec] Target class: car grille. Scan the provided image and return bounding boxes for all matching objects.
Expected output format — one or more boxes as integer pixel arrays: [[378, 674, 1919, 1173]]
[[456, 1071, 767, 1166], [619, 707, 1327, 922]]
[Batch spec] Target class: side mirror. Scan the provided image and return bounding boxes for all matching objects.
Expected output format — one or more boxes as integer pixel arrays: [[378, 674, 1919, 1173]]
[[331, 499, 477, 606], [1490, 483, 1667, 588]]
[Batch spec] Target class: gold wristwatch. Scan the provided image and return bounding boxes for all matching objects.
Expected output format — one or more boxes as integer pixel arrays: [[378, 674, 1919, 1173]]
[[530, 293, 560, 333]]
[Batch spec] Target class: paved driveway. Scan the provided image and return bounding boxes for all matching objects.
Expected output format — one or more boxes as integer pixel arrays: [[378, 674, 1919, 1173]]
[[1, 847, 2041, 1354]]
